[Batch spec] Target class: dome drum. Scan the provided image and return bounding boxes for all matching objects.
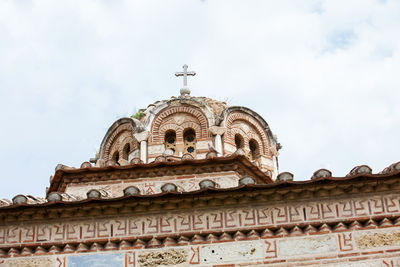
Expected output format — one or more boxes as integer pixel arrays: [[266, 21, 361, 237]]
[[94, 95, 280, 180]]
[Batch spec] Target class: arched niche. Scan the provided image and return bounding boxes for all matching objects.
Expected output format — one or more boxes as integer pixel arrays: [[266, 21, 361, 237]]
[[150, 105, 209, 144], [223, 107, 273, 156], [99, 118, 140, 161]]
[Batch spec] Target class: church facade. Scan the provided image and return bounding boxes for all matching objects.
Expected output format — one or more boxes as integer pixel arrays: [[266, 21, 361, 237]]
[[0, 66, 400, 266]]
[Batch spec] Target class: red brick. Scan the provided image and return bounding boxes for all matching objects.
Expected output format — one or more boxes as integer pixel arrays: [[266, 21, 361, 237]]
[[263, 259, 286, 264], [338, 252, 359, 258], [361, 250, 384, 255], [349, 256, 370, 261]]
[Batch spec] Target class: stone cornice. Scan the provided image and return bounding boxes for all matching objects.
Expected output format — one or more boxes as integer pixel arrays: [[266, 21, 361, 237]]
[[1, 217, 399, 258], [1, 171, 399, 223]]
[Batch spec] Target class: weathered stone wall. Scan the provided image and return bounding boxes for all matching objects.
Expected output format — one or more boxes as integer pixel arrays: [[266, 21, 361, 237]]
[[1, 227, 400, 266]]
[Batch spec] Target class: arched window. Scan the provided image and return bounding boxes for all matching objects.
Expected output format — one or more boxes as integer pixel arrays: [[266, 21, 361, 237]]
[[183, 128, 196, 155], [112, 151, 120, 163], [249, 139, 260, 161], [122, 143, 130, 160], [235, 134, 244, 150], [164, 130, 177, 156]]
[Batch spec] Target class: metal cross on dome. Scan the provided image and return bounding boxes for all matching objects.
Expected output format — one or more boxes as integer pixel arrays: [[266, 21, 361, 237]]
[[175, 64, 196, 96]]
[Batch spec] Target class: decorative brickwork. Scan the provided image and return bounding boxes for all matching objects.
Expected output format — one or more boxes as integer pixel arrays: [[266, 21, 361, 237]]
[[1, 172, 400, 266], [101, 121, 139, 162], [1, 191, 400, 249], [95, 96, 279, 174], [158, 115, 201, 144], [2, 91, 398, 266], [225, 111, 270, 156], [150, 105, 209, 144]]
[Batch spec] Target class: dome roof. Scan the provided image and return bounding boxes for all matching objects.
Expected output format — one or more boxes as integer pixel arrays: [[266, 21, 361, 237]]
[[136, 95, 228, 128], [96, 92, 280, 180], [96, 61, 280, 179]]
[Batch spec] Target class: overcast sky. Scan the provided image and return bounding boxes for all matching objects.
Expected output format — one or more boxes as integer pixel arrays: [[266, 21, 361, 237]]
[[0, 0, 399, 199]]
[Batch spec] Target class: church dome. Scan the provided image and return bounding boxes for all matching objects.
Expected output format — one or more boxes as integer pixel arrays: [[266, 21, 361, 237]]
[[95, 67, 280, 179]]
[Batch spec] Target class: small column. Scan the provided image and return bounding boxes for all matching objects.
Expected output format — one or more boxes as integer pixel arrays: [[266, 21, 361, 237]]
[[134, 131, 150, 163], [140, 141, 147, 162], [215, 134, 223, 154], [176, 142, 184, 157], [209, 126, 227, 155], [270, 146, 279, 180], [272, 156, 278, 180]]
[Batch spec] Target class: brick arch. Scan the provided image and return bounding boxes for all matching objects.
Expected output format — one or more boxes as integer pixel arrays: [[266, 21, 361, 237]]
[[248, 137, 261, 161], [227, 126, 262, 152], [246, 131, 263, 151], [159, 124, 180, 141], [151, 105, 209, 143], [101, 123, 139, 160], [225, 111, 270, 155], [177, 122, 201, 140], [159, 121, 201, 145], [227, 127, 249, 147]]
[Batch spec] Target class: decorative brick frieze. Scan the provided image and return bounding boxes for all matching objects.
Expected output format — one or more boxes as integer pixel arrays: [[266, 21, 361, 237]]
[[1, 191, 400, 249]]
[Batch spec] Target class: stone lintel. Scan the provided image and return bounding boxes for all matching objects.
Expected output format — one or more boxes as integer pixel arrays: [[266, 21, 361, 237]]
[[209, 126, 227, 136], [134, 131, 150, 142]]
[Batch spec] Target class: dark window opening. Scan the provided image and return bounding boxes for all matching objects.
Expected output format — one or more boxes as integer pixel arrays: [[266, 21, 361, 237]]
[[165, 130, 177, 156], [165, 131, 176, 144], [184, 129, 196, 144], [235, 134, 244, 149], [184, 128, 196, 155], [122, 143, 130, 160], [112, 151, 119, 163], [249, 139, 259, 161]]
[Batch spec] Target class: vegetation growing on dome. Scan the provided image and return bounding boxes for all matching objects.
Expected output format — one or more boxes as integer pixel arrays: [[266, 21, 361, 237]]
[[131, 110, 145, 120]]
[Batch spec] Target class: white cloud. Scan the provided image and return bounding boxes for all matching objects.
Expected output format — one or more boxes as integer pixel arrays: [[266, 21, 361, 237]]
[[0, 0, 399, 198]]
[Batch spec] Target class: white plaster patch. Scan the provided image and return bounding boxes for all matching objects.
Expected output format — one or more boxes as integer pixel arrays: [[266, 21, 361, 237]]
[[128, 149, 140, 161], [200, 241, 263, 264], [148, 144, 164, 155], [315, 259, 398, 267], [196, 153, 207, 159], [279, 235, 337, 256], [196, 140, 211, 150], [260, 156, 273, 168], [224, 143, 236, 154]]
